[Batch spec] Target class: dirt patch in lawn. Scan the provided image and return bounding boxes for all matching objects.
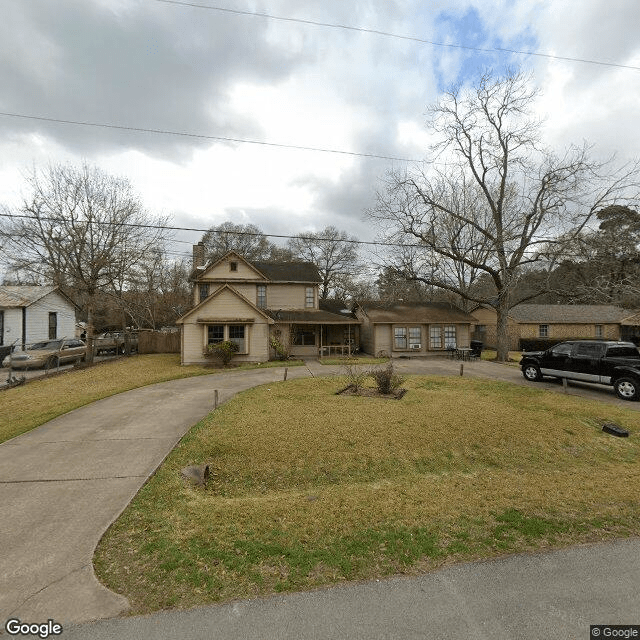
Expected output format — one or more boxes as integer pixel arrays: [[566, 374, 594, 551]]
[[336, 383, 407, 400]]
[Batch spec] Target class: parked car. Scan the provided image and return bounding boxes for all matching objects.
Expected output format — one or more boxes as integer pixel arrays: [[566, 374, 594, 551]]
[[93, 331, 138, 355], [2, 338, 87, 370], [520, 340, 640, 401]]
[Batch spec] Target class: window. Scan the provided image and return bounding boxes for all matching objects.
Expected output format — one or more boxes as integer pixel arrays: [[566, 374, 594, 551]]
[[207, 325, 224, 344], [444, 325, 457, 349], [230, 261, 238, 272], [394, 327, 407, 349], [48, 313, 57, 340], [0, 310, 3, 346], [539, 324, 549, 338], [305, 287, 314, 308], [409, 327, 421, 348], [574, 342, 604, 357], [430, 326, 442, 349], [207, 324, 248, 353], [551, 343, 573, 356], [595, 324, 603, 338], [199, 284, 209, 303], [228, 325, 245, 352], [293, 330, 316, 345], [256, 285, 267, 308]]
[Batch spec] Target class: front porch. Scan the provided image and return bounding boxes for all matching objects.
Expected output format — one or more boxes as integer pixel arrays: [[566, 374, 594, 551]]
[[268, 314, 360, 359]]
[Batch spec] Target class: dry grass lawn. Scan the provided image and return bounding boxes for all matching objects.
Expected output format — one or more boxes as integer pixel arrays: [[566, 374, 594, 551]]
[[0, 354, 300, 444], [94, 375, 640, 614]]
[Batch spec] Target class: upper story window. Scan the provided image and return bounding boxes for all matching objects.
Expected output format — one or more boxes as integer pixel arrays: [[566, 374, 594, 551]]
[[539, 324, 549, 338], [230, 261, 238, 272], [199, 283, 209, 303], [595, 324, 603, 338], [305, 287, 314, 308], [256, 285, 267, 308]]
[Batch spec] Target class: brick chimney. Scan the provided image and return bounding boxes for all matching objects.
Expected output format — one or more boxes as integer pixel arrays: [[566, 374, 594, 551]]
[[192, 242, 205, 269]]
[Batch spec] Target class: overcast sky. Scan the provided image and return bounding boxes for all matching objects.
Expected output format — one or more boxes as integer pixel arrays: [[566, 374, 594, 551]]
[[1, 0, 639, 265]]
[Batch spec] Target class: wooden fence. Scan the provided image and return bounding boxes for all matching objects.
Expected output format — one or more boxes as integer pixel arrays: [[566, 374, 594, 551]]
[[138, 330, 181, 354]]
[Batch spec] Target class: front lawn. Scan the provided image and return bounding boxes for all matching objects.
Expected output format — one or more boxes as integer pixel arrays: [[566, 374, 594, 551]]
[[94, 375, 640, 614], [0, 355, 301, 444]]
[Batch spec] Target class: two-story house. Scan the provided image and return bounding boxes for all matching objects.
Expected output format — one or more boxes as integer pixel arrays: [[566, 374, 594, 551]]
[[176, 247, 360, 364]]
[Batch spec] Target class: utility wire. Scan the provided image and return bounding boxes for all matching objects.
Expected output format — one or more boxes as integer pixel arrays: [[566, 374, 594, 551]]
[[154, 0, 640, 72], [0, 211, 594, 256], [0, 112, 416, 163]]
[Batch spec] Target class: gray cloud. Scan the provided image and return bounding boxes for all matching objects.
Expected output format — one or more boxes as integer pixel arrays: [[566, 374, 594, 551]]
[[0, 0, 308, 158]]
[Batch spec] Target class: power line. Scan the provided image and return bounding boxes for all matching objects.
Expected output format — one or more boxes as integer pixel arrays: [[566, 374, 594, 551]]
[[0, 211, 408, 248], [0, 112, 416, 163], [0, 211, 592, 257], [153, 0, 640, 72]]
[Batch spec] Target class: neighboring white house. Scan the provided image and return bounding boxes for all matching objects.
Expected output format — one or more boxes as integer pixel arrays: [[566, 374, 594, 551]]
[[0, 286, 78, 351]]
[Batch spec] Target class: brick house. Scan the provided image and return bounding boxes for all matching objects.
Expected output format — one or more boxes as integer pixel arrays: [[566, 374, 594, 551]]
[[471, 304, 640, 350]]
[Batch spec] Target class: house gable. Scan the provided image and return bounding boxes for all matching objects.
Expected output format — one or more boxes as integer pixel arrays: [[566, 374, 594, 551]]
[[197, 251, 269, 282], [177, 284, 272, 325]]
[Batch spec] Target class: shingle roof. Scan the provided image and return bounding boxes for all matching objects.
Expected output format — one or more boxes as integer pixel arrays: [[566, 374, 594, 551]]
[[509, 304, 629, 324], [357, 302, 476, 324], [265, 309, 359, 324], [0, 286, 57, 308], [252, 262, 321, 283], [319, 300, 356, 318]]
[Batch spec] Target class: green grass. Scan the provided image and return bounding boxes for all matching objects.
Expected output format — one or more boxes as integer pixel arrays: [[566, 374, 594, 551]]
[[94, 375, 640, 614], [0, 354, 301, 444], [481, 350, 522, 365]]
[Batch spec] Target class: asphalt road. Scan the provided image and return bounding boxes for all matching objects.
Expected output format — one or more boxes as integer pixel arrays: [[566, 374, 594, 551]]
[[60, 538, 640, 640]]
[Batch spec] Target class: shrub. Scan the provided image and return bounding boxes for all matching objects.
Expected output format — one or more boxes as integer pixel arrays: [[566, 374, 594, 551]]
[[369, 363, 405, 395], [269, 336, 290, 361], [205, 340, 239, 366], [340, 357, 369, 391]]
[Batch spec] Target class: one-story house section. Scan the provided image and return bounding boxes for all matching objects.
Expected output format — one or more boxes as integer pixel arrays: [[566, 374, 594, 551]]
[[355, 302, 477, 356], [471, 303, 640, 349], [0, 286, 78, 356]]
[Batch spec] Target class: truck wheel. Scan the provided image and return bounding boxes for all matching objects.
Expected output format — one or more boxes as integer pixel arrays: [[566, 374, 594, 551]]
[[522, 365, 542, 382], [614, 377, 639, 401]]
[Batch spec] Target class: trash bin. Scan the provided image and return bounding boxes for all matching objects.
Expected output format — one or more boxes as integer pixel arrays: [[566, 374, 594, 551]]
[[470, 340, 483, 358]]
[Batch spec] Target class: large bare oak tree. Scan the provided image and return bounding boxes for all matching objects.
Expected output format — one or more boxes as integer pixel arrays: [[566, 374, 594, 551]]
[[368, 71, 639, 360]]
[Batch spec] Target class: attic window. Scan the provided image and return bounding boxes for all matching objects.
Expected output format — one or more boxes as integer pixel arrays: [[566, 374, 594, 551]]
[[230, 261, 238, 272]]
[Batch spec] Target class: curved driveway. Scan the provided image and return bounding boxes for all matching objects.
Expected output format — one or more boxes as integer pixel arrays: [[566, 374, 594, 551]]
[[0, 357, 637, 628]]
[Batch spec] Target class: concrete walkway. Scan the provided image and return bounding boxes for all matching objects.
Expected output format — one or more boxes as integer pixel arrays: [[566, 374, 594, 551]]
[[0, 358, 637, 628]]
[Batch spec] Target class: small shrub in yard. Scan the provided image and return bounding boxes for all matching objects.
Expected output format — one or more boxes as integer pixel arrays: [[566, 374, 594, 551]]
[[369, 363, 405, 395], [269, 336, 290, 361], [205, 340, 239, 366], [340, 357, 369, 391]]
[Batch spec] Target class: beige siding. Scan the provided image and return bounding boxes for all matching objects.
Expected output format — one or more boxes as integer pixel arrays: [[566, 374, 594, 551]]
[[267, 284, 316, 310], [180, 288, 271, 364], [201, 256, 266, 281], [375, 325, 392, 355]]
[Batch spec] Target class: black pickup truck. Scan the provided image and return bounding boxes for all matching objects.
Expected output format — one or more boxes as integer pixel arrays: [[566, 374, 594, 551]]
[[520, 340, 640, 401]]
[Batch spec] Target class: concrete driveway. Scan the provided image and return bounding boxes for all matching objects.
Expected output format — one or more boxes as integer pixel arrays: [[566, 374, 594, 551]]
[[0, 357, 638, 630]]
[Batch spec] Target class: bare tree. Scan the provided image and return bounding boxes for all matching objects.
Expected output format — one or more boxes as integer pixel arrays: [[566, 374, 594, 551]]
[[0, 163, 168, 361], [287, 226, 360, 300], [368, 70, 640, 360], [200, 222, 274, 262]]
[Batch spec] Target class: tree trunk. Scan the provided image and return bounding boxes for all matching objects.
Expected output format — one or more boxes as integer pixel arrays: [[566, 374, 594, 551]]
[[85, 295, 95, 365], [495, 305, 511, 362]]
